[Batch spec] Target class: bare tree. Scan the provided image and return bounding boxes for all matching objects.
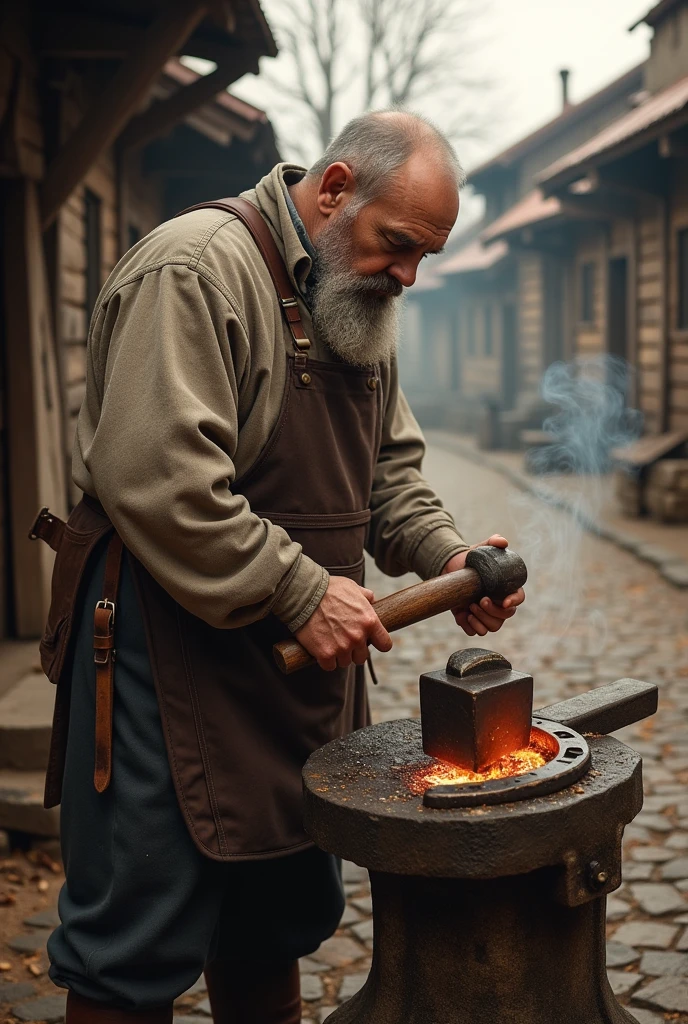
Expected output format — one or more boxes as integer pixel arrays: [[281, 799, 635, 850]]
[[256, 0, 489, 165]]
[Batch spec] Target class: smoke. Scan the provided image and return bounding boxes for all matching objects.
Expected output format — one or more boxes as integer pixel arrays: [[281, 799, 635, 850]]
[[510, 355, 642, 663]]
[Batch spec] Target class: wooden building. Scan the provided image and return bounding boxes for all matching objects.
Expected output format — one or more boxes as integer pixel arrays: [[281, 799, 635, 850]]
[[0, 1, 278, 640], [400, 63, 645, 431], [402, 0, 688, 477], [535, 0, 688, 438]]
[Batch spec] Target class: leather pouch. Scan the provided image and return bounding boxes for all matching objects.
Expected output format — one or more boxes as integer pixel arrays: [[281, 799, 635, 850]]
[[39, 500, 112, 684]]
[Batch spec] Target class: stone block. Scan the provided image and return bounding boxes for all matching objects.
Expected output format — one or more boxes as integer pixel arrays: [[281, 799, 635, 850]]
[[0, 771, 58, 837], [301, 975, 324, 1002], [662, 857, 688, 881], [0, 983, 37, 1005], [633, 975, 688, 1013], [0, 674, 54, 771], [338, 972, 369, 1001], [613, 921, 678, 948], [7, 932, 48, 954], [639, 950, 688, 976], [606, 941, 638, 967], [12, 994, 67, 1022], [311, 936, 366, 968], [607, 970, 642, 995], [630, 883, 687, 915]]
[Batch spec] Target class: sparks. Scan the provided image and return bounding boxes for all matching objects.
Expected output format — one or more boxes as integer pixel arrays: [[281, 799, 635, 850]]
[[404, 742, 552, 796]]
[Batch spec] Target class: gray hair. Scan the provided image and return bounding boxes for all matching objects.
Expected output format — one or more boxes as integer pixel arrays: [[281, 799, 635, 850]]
[[306, 109, 465, 208]]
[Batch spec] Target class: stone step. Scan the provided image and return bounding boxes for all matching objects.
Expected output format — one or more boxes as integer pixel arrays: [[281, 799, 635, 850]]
[[0, 769, 58, 837], [0, 671, 54, 771]]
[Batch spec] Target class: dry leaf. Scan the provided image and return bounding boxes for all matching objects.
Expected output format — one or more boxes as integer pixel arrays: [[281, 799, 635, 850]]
[[0, 961, 11, 971], [37, 880, 49, 893], [0, 893, 16, 906], [28, 963, 44, 977], [5, 874, 22, 885], [37, 853, 61, 875]]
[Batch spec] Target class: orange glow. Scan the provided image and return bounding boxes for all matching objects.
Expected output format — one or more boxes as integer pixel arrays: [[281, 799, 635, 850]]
[[405, 743, 551, 796]]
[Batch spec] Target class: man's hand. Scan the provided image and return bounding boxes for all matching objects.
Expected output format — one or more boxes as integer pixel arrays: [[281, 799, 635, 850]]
[[443, 534, 526, 637], [295, 576, 393, 671]]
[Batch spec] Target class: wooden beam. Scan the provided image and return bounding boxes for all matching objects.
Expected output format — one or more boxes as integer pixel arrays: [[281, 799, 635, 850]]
[[37, 13, 248, 65], [2, 180, 68, 636], [40, 0, 209, 229], [119, 51, 257, 152]]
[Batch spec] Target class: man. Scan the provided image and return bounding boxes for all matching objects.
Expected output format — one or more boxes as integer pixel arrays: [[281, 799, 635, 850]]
[[42, 111, 524, 1023]]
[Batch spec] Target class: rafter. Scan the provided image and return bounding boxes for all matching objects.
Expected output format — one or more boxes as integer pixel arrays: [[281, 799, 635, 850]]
[[40, 0, 209, 229], [119, 51, 257, 152]]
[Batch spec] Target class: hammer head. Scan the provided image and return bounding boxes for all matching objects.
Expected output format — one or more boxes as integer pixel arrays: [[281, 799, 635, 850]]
[[465, 546, 527, 604], [420, 649, 534, 772]]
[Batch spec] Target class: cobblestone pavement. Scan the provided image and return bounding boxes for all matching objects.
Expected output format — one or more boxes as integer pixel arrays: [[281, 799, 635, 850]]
[[291, 444, 688, 1024], [2, 444, 688, 1023]]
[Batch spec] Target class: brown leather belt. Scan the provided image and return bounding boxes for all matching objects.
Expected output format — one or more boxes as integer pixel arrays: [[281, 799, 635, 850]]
[[29, 504, 123, 793]]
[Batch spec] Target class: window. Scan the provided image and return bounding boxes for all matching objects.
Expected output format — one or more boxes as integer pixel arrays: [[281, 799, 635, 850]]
[[84, 189, 102, 319], [484, 306, 493, 356], [679, 229, 688, 329], [580, 262, 596, 324]]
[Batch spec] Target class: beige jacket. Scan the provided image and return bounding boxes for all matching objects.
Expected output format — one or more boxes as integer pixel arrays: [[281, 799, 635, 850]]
[[74, 164, 467, 632]]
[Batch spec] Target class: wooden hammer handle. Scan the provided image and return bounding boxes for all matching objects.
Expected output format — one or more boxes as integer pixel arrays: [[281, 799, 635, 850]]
[[273, 567, 483, 675]]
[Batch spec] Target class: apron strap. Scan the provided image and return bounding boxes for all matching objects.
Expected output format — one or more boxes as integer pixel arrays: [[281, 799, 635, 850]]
[[93, 532, 124, 794], [175, 196, 311, 358]]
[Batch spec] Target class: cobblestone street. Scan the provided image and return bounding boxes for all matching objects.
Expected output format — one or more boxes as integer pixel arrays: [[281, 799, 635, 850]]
[[293, 443, 688, 1024], [1, 442, 688, 1024]]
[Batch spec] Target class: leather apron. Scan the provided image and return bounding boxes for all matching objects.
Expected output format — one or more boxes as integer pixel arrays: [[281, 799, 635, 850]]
[[37, 198, 384, 862]]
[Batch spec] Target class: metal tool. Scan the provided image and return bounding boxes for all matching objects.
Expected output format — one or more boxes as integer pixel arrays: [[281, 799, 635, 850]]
[[273, 545, 528, 674], [420, 649, 533, 771]]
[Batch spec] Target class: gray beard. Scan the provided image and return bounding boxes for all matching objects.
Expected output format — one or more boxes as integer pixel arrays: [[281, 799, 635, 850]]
[[309, 213, 403, 368]]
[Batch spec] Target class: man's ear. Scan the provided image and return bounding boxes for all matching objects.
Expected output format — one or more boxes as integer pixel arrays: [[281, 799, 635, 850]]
[[317, 162, 355, 218]]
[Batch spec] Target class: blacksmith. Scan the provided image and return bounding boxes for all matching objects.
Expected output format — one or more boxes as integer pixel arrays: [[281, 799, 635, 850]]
[[40, 111, 525, 1023]]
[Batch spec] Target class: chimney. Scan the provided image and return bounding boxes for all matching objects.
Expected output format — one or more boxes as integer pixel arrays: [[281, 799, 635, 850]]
[[559, 68, 571, 110]]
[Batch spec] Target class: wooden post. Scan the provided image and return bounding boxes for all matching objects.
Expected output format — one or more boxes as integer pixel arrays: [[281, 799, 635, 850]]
[[119, 51, 258, 152], [3, 180, 68, 637], [40, 0, 208, 229]]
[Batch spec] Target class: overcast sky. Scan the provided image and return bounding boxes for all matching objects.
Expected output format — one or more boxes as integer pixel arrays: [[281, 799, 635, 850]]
[[228, 0, 653, 173]]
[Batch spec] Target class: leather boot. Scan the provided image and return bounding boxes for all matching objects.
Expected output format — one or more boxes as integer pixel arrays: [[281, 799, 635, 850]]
[[204, 958, 301, 1024], [66, 990, 173, 1023]]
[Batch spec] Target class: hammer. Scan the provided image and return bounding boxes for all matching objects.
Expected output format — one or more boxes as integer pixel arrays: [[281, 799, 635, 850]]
[[273, 546, 527, 675]]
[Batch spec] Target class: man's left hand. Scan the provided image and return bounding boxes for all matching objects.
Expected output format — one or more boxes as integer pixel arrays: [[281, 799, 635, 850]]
[[442, 534, 525, 638]]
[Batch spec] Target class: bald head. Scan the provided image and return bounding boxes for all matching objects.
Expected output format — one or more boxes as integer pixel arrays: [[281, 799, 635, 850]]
[[307, 109, 464, 209]]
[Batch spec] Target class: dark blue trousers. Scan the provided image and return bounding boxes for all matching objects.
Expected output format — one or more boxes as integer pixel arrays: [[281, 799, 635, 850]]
[[48, 542, 344, 1010]]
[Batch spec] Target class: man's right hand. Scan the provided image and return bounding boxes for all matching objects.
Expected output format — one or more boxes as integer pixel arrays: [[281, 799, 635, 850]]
[[295, 576, 393, 671]]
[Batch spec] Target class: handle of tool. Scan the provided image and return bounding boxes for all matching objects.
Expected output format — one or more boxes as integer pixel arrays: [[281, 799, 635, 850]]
[[273, 567, 483, 675], [536, 678, 658, 736]]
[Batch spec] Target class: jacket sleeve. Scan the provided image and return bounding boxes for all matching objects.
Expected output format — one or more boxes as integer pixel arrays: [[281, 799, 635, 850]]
[[366, 360, 469, 579], [78, 263, 328, 631]]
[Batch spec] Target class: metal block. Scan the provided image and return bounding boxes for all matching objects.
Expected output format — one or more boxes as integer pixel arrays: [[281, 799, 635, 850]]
[[419, 649, 533, 771]]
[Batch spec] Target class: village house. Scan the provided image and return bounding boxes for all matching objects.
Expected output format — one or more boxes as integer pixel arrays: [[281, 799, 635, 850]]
[[401, 1, 688, 520], [536, 0, 688, 441], [0, 1, 279, 642], [399, 63, 645, 433]]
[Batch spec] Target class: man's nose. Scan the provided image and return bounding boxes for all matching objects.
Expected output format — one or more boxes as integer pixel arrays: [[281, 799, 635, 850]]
[[387, 260, 418, 289]]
